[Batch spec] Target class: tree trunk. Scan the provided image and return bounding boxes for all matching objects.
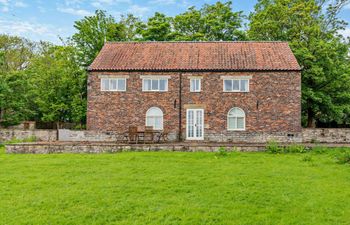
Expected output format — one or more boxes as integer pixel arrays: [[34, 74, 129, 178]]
[[307, 108, 315, 128]]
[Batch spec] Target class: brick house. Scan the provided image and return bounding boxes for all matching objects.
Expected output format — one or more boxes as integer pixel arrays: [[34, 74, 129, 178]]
[[87, 42, 301, 142]]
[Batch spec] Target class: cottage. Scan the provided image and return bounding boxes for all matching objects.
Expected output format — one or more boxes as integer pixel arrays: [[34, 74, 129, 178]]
[[87, 41, 301, 142]]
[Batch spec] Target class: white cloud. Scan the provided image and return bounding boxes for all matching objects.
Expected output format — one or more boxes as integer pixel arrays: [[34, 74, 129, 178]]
[[339, 27, 350, 38], [37, 5, 46, 13], [0, 0, 9, 11], [128, 5, 150, 17], [14, 1, 27, 7], [148, 0, 176, 5], [0, 0, 28, 12], [91, 0, 131, 8], [57, 7, 93, 17], [0, 19, 68, 43]]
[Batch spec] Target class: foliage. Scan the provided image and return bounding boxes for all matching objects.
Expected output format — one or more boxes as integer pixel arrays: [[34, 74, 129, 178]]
[[0, 151, 350, 224], [266, 140, 283, 153], [27, 44, 87, 127], [216, 146, 228, 156], [72, 10, 125, 67], [301, 155, 313, 162], [285, 144, 307, 153], [173, 1, 245, 41], [140, 12, 173, 41], [0, 35, 36, 126], [266, 141, 307, 153], [335, 150, 350, 164], [248, 0, 350, 127]]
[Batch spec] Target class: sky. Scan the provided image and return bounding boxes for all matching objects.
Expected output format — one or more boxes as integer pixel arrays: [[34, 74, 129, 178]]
[[0, 0, 349, 44]]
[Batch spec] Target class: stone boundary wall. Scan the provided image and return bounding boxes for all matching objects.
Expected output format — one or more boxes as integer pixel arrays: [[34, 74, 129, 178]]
[[6, 142, 267, 153], [59, 129, 302, 143], [2, 128, 350, 144], [58, 129, 178, 142], [302, 128, 350, 143], [205, 131, 302, 143], [0, 129, 57, 142]]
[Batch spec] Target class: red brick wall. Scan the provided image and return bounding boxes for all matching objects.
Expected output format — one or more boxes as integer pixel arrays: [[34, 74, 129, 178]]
[[87, 71, 301, 139]]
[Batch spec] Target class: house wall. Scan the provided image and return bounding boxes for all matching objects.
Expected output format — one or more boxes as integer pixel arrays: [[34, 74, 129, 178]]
[[87, 71, 301, 141]]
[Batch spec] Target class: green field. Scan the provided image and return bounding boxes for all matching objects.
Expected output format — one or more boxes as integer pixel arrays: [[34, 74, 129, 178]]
[[0, 147, 349, 225]]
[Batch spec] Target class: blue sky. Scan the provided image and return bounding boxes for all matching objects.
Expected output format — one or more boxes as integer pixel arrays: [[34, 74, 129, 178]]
[[0, 0, 349, 44]]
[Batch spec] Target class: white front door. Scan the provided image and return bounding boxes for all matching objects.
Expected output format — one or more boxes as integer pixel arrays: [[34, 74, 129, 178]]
[[186, 109, 204, 140]]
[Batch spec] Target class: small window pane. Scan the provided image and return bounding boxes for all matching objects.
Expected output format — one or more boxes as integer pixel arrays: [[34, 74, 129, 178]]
[[224, 80, 232, 91], [102, 79, 109, 91], [144, 79, 151, 91], [152, 79, 159, 90], [118, 79, 126, 91], [154, 117, 162, 130], [240, 80, 248, 92], [196, 79, 200, 91], [159, 79, 167, 91], [190, 79, 195, 92], [191, 79, 201, 92], [228, 117, 236, 130], [232, 80, 240, 91], [190, 79, 200, 92], [110, 79, 117, 90], [237, 117, 244, 129]]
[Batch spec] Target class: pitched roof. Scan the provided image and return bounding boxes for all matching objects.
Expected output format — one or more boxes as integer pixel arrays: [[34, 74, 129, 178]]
[[88, 41, 301, 72]]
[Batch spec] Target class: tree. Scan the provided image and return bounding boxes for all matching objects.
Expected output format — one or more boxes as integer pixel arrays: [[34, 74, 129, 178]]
[[72, 10, 125, 67], [119, 14, 144, 41], [27, 44, 87, 128], [0, 35, 36, 126], [173, 1, 245, 41], [140, 12, 173, 41], [248, 0, 350, 127]]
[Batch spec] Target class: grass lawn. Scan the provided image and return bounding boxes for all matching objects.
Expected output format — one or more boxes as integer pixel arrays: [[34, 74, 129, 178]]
[[0, 147, 349, 225]]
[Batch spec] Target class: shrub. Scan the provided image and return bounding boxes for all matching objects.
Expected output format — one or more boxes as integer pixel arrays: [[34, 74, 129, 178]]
[[335, 151, 350, 164], [301, 155, 313, 162], [285, 144, 307, 153], [312, 146, 327, 154], [266, 140, 283, 154], [216, 147, 228, 157], [4, 136, 37, 144]]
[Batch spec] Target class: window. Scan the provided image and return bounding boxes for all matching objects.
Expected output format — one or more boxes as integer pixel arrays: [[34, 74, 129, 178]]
[[101, 78, 126, 91], [227, 107, 245, 130], [146, 107, 163, 130], [223, 79, 249, 92], [190, 78, 201, 92], [143, 78, 168, 91]]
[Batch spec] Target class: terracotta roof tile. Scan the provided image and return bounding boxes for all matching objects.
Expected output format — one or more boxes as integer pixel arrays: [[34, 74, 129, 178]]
[[88, 41, 301, 71]]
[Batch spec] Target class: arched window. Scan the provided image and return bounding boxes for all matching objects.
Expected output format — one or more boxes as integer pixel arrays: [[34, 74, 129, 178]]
[[146, 107, 163, 130], [227, 107, 245, 130]]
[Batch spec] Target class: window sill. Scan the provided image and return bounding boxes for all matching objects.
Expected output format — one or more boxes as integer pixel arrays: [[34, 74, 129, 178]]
[[227, 129, 246, 131], [101, 90, 126, 92]]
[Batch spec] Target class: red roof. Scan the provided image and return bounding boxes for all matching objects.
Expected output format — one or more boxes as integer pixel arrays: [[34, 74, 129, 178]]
[[89, 41, 301, 71]]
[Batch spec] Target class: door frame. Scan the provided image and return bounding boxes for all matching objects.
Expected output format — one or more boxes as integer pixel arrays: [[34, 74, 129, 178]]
[[186, 108, 204, 140]]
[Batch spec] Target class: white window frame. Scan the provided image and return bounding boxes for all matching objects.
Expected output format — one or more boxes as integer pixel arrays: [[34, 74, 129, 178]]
[[190, 78, 201, 92], [142, 78, 168, 92], [223, 79, 249, 92], [145, 107, 164, 130], [100, 78, 126, 92], [227, 107, 246, 131]]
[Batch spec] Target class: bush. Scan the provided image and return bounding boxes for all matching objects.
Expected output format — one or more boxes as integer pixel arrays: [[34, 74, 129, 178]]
[[266, 141, 307, 154], [285, 144, 307, 153], [4, 136, 37, 144], [266, 140, 283, 153], [301, 155, 313, 162], [335, 151, 350, 164], [216, 147, 228, 157]]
